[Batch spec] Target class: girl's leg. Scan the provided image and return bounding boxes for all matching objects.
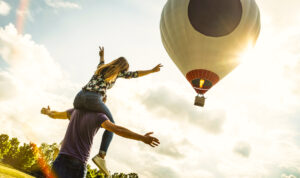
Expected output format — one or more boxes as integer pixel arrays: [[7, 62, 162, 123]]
[[98, 105, 115, 157], [74, 90, 115, 157], [73, 90, 84, 109], [85, 99, 115, 157]]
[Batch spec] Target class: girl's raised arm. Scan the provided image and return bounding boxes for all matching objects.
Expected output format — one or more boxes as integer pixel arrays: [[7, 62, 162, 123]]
[[99, 46, 105, 64]]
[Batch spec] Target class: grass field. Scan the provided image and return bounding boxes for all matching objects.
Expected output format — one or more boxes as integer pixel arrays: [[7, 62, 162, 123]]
[[0, 163, 34, 178]]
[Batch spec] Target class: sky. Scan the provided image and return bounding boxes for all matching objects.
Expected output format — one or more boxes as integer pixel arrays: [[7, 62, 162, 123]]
[[0, 0, 300, 177]]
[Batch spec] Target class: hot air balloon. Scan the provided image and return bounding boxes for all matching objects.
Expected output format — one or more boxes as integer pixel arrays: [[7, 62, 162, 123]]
[[160, 0, 261, 107]]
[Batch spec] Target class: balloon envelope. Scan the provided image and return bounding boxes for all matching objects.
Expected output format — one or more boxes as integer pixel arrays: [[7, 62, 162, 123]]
[[160, 0, 261, 94]]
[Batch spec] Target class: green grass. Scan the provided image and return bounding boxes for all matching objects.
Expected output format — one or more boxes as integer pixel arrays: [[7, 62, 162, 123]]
[[0, 163, 34, 178]]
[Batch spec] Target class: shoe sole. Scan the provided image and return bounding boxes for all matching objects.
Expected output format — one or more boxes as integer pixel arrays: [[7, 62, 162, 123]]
[[92, 158, 110, 176]]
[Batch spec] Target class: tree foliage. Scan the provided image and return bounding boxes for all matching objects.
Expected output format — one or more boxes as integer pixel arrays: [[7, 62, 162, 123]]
[[2, 137, 20, 165], [86, 164, 138, 178], [86, 164, 105, 178], [0, 133, 138, 178], [0, 134, 11, 159]]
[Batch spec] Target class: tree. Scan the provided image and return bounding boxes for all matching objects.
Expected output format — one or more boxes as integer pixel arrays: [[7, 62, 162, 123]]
[[0, 133, 139, 178], [86, 164, 105, 178], [39, 143, 59, 165], [111, 173, 139, 178], [0, 134, 11, 160], [2, 137, 20, 167], [85, 165, 139, 178], [14, 143, 37, 172]]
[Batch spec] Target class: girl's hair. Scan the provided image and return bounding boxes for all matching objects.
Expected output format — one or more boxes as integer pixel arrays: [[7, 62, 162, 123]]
[[95, 57, 129, 83]]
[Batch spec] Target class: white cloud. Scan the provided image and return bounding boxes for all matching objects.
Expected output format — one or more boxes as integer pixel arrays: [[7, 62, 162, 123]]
[[128, 0, 166, 15], [281, 174, 297, 178], [0, 24, 64, 89], [0, 24, 77, 143], [45, 0, 81, 9], [0, 0, 10, 16], [139, 85, 226, 134], [233, 141, 251, 158], [154, 137, 185, 159], [257, 0, 300, 31], [0, 71, 17, 100]]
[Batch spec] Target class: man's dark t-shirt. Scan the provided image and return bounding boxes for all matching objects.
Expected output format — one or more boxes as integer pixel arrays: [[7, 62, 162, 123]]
[[59, 109, 108, 163]]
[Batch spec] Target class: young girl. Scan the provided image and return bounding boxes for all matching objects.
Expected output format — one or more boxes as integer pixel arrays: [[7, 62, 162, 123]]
[[73, 46, 162, 175]]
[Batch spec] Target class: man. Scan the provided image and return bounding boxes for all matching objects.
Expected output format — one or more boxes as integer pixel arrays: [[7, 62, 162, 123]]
[[41, 106, 159, 178]]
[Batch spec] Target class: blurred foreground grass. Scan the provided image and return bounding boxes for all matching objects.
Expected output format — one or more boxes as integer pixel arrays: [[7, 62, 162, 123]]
[[0, 163, 34, 178]]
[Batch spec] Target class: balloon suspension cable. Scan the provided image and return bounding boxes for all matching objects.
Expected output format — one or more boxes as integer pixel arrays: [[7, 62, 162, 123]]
[[195, 92, 206, 99], [193, 87, 206, 97], [197, 93, 203, 97], [198, 93, 206, 99]]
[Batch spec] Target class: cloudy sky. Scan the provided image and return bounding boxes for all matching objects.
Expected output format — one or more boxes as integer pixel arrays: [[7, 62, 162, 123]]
[[0, 0, 300, 177]]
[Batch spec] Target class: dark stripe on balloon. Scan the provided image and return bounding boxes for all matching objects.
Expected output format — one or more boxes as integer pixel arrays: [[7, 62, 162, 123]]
[[188, 0, 242, 37]]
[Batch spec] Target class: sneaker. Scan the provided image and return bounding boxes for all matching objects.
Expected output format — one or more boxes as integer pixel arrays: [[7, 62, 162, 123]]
[[92, 155, 110, 176]]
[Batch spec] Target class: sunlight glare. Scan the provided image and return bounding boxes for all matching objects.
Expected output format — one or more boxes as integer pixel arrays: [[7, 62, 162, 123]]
[[238, 42, 257, 65]]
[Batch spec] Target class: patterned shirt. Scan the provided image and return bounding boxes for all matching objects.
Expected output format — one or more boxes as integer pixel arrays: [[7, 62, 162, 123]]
[[82, 61, 139, 98]]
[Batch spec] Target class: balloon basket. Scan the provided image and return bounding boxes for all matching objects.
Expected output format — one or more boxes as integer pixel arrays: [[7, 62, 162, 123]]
[[194, 95, 205, 107]]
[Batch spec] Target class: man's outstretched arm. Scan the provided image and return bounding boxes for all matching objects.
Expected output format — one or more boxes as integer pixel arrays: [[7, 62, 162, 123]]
[[41, 106, 69, 120], [101, 120, 160, 147]]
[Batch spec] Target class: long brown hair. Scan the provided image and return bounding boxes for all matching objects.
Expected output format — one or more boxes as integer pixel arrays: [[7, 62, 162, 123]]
[[95, 57, 129, 83]]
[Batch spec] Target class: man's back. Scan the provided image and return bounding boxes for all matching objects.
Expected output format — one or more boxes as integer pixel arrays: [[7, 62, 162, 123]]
[[60, 109, 108, 163]]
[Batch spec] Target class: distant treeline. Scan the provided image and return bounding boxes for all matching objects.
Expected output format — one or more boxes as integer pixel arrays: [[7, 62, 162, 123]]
[[0, 134, 138, 178]]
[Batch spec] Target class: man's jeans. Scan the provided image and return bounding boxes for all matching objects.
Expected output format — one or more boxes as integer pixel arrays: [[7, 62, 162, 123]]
[[52, 154, 86, 178]]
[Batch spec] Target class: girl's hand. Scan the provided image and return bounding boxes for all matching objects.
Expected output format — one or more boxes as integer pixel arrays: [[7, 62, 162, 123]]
[[151, 64, 163, 73], [99, 46, 104, 57], [102, 95, 107, 103]]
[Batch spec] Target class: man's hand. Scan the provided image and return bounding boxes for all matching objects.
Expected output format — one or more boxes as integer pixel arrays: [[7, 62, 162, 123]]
[[41, 106, 69, 119], [41, 106, 52, 117], [142, 132, 160, 147], [151, 64, 163, 73], [99, 46, 104, 57]]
